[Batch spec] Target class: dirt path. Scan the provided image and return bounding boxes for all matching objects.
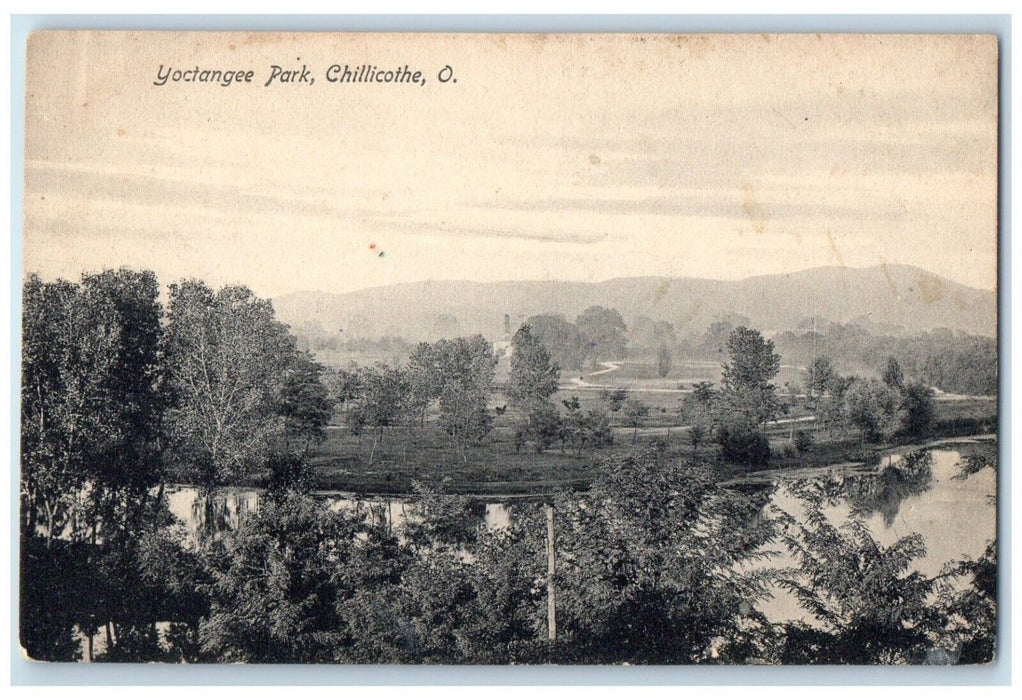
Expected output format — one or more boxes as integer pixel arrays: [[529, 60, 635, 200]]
[[566, 361, 622, 388]]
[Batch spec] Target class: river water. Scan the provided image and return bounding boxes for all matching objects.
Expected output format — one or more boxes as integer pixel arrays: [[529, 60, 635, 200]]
[[755, 442, 997, 622], [163, 441, 996, 626]]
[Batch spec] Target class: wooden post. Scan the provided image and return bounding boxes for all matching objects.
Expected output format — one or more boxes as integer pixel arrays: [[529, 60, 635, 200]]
[[546, 503, 556, 642]]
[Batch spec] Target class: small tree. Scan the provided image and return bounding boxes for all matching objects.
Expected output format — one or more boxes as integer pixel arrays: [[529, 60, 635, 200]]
[[899, 382, 935, 437], [687, 424, 705, 451], [882, 356, 905, 388], [561, 397, 612, 456], [518, 402, 562, 453], [692, 381, 716, 404], [844, 377, 899, 443], [936, 540, 996, 664], [792, 429, 814, 453], [199, 493, 360, 662], [439, 385, 493, 460], [656, 346, 672, 378], [599, 388, 628, 412], [776, 488, 941, 664], [623, 399, 650, 444], [550, 445, 778, 663], [716, 419, 770, 468]]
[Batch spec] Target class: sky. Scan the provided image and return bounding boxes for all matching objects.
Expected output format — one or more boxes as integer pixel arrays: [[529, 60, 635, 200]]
[[23, 32, 999, 298]]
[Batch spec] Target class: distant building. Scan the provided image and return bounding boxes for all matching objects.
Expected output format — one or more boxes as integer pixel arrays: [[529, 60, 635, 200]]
[[494, 313, 514, 357]]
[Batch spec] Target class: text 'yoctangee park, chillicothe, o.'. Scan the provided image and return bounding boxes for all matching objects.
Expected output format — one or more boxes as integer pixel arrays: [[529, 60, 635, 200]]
[[153, 63, 459, 88]]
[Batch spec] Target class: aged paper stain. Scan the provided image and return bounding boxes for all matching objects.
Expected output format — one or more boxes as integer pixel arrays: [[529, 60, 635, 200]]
[[742, 182, 768, 235]]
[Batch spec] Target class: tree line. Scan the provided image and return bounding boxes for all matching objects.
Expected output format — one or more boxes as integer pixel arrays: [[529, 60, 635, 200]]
[[336, 335, 497, 462], [20, 269, 994, 664], [771, 322, 997, 396]]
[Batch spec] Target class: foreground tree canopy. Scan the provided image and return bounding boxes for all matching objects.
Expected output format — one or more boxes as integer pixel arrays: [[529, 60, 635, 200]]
[[164, 281, 327, 489]]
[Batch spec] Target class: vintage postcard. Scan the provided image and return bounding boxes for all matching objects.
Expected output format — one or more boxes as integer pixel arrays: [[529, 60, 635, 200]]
[[20, 31, 998, 665]]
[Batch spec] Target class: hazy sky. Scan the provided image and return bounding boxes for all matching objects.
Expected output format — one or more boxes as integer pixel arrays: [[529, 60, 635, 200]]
[[24, 32, 999, 298]]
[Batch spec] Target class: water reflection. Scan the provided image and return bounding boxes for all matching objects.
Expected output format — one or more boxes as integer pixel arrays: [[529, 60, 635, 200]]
[[187, 489, 260, 534], [761, 445, 997, 625], [845, 451, 934, 526], [784, 451, 934, 528], [166, 486, 510, 537], [953, 441, 998, 482]]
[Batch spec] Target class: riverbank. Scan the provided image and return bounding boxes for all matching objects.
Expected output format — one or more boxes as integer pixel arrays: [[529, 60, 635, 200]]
[[163, 425, 997, 500], [720, 433, 997, 486]]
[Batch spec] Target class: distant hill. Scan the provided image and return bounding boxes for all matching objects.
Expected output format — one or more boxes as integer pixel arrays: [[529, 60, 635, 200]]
[[272, 265, 997, 343]]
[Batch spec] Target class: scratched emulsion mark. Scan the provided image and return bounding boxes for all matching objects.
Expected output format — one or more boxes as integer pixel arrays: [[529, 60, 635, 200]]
[[825, 230, 847, 268], [741, 183, 768, 235], [878, 257, 900, 299]]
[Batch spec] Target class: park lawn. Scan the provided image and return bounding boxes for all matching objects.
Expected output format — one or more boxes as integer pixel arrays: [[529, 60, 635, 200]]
[[294, 383, 997, 497], [306, 423, 619, 496]]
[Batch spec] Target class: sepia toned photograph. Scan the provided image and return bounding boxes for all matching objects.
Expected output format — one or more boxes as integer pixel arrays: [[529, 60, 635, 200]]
[[19, 31, 999, 666]]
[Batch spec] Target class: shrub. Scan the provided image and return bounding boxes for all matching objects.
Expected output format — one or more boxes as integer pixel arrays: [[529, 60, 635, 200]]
[[716, 421, 770, 468], [793, 429, 814, 453]]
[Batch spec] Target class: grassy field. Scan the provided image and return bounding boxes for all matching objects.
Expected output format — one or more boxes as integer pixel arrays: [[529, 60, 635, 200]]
[[277, 357, 998, 496]]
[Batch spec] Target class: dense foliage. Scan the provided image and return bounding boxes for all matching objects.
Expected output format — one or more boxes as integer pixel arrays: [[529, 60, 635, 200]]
[[772, 323, 997, 396]]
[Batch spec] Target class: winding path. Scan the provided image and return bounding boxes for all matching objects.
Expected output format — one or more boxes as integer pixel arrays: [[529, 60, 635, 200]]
[[566, 361, 622, 388]]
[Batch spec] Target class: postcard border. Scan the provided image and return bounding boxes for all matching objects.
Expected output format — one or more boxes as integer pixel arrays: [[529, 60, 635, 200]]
[[7, 12, 1012, 687]]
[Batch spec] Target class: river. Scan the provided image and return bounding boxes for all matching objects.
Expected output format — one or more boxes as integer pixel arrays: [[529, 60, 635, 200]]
[[164, 441, 996, 626]]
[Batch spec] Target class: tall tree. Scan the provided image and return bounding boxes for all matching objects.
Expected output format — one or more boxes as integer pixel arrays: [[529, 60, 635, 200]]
[[721, 326, 781, 427], [843, 377, 900, 443], [576, 306, 627, 364], [163, 281, 306, 489], [899, 382, 936, 437], [277, 352, 333, 454], [804, 356, 836, 401], [21, 269, 173, 662], [406, 342, 443, 427], [432, 336, 497, 458], [506, 324, 560, 409], [21, 270, 164, 541], [348, 364, 409, 462], [526, 314, 585, 372], [22, 275, 119, 542], [629, 316, 677, 352]]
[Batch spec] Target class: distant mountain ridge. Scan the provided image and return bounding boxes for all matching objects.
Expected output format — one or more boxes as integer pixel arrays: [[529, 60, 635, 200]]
[[272, 265, 997, 342]]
